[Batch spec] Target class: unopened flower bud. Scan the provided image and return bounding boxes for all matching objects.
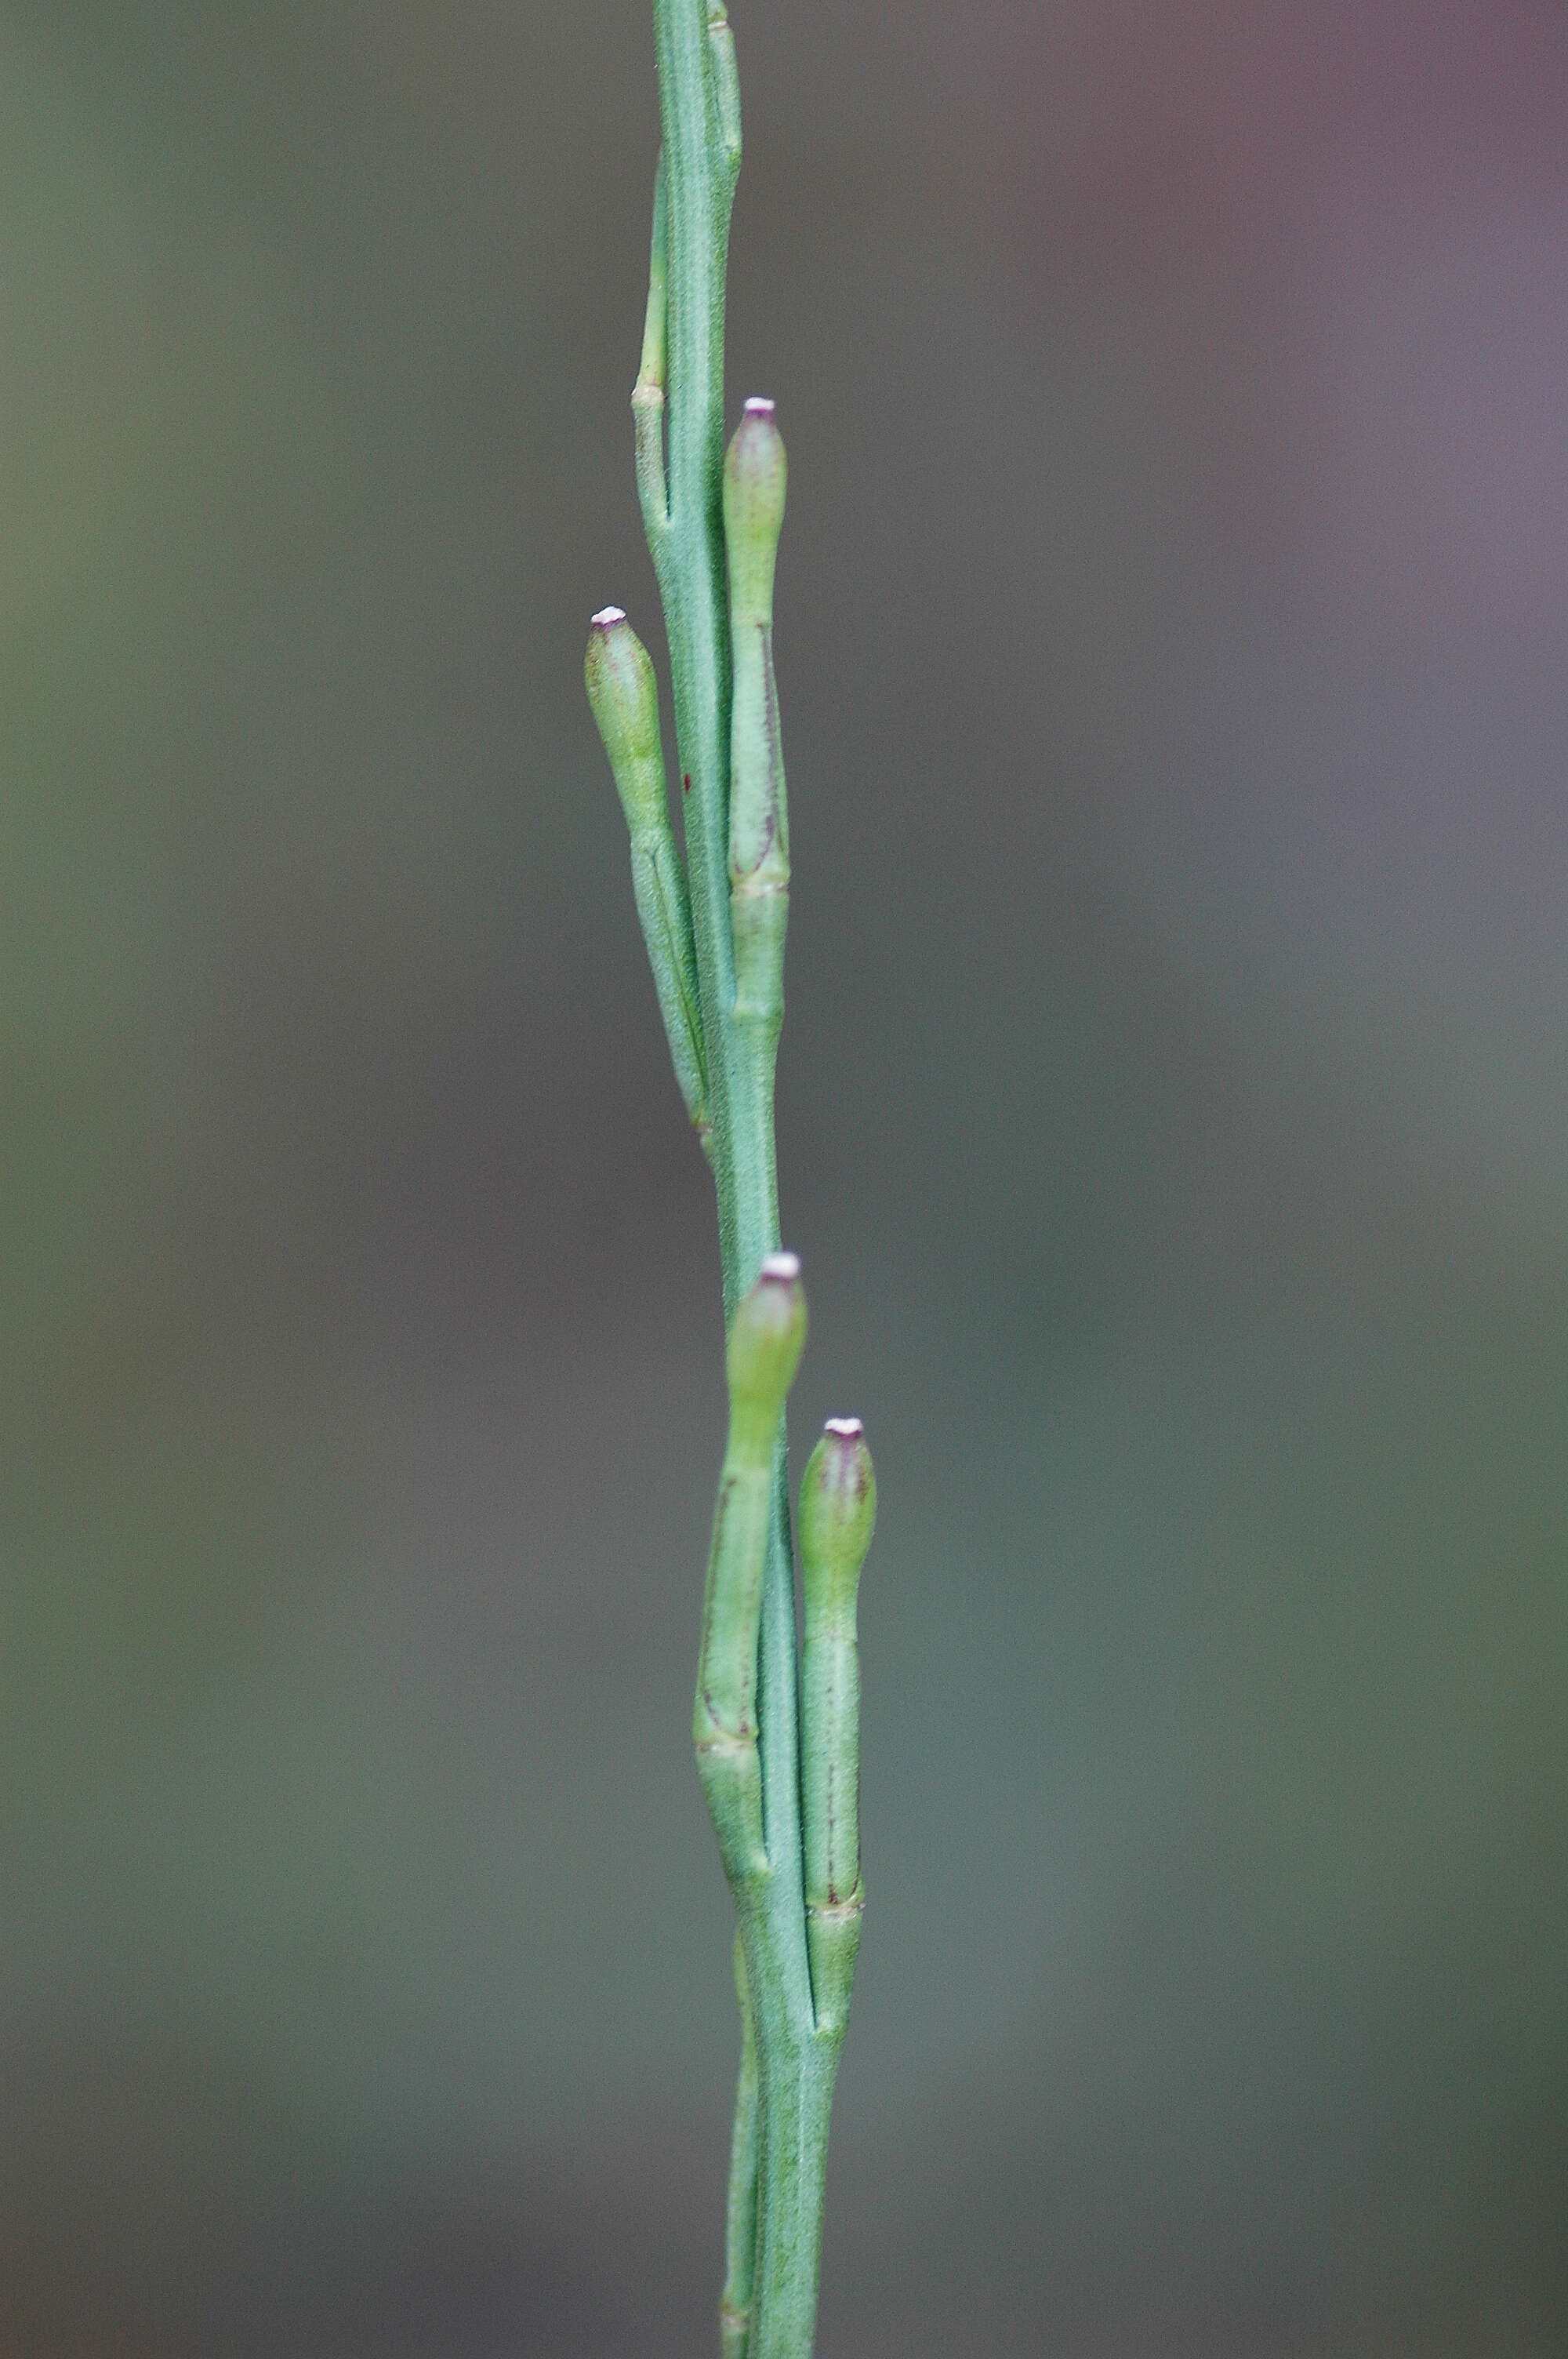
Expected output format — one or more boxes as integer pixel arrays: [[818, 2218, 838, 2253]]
[[726, 1251, 807, 1433], [585, 605, 708, 1138], [800, 1417, 877, 1628], [723, 398, 786, 621], [584, 607, 664, 837]]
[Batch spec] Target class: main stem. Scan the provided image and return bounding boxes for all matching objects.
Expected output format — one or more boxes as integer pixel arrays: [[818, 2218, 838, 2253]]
[[643, 6, 841, 2354]]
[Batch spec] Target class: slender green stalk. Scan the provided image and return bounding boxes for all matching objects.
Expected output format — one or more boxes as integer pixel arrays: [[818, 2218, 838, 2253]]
[[587, 9, 878, 2353]]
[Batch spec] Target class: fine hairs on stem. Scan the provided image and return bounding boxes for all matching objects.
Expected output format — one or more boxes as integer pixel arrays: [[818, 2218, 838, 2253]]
[[584, 8, 879, 2356]]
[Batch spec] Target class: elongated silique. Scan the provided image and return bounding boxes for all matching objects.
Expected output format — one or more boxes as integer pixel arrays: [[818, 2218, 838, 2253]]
[[724, 398, 789, 1052], [799, 1419, 877, 2037], [584, 607, 709, 1142], [695, 1256, 807, 1884]]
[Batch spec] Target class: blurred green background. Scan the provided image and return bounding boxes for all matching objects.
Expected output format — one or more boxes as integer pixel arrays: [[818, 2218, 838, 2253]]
[[4, 4, 1566, 2353]]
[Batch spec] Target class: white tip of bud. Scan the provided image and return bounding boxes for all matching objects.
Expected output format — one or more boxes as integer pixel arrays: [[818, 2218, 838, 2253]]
[[760, 1250, 801, 1281], [824, 1416, 863, 1438], [743, 395, 776, 416], [591, 605, 627, 627]]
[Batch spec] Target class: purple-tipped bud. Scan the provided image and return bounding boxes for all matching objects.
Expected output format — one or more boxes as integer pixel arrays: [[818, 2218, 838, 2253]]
[[726, 1252, 808, 1418], [799, 1418, 876, 1619], [584, 608, 663, 831], [724, 400, 787, 616]]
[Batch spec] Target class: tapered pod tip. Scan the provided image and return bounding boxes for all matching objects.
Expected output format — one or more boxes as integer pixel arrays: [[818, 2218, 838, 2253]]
[[800, 1419, 877, 1614], [726, 1253, 808, 1413], [584, 609, 662, 828], [724, 400, 787, 567]]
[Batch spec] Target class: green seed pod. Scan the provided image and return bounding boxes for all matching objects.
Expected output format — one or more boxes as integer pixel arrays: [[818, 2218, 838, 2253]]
[[724, 402, 790, 1059], [584, 608, 708, 1140], [695, 1255, 809, 1881], [800, 1416, 876, 2034]]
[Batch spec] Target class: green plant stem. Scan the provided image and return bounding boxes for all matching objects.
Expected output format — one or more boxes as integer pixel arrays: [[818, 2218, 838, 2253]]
[[637, 8, 843, 2355], [720, 1930, 759, 2359]]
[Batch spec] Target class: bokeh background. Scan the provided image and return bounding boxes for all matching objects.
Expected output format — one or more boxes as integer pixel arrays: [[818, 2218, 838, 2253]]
[[5, 3, 1566, 2353]]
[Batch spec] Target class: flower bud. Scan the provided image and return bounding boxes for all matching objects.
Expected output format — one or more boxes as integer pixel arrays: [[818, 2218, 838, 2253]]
[[584, 607, 664, 836], [799, 1417, 876, 1627], [725, 1251, 808, 1425], [723, 399, 786, 625]]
